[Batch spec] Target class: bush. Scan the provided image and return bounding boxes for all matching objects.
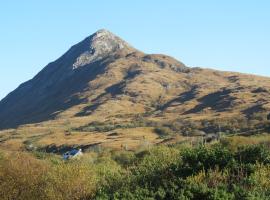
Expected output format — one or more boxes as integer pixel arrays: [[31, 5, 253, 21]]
[[112, 151, 136, 167], [175, 145, 233, 177], [154, 127, 173, 138], [235, 145, 270, 164], [0, 152, 98, 200], [1, 143, 270, 199], [0, 153, 49, 200]]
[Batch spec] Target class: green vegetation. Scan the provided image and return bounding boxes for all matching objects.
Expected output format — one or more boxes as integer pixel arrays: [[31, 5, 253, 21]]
[[0, 138, 270, 200]]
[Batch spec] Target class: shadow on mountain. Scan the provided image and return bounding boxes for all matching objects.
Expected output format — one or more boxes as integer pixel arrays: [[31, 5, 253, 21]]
[[159, 86, 198, 111], [243, 104, 266, 117], [184, 89, 236, 114], [75, 80, 126, 117], [0, 59, 109, 130]]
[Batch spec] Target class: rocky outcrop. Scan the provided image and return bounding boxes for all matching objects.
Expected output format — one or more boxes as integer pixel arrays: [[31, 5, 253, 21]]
[[73, 29, 134, 69]]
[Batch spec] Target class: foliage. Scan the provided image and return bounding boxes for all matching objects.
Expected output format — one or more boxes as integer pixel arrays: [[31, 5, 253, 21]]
[[95, 144, 270, 200], [0, 141, 270, 200]]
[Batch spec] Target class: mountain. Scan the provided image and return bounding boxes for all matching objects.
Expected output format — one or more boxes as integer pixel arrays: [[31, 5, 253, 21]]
[[0, 29, 134, 128], [0, 29, 270, 147]]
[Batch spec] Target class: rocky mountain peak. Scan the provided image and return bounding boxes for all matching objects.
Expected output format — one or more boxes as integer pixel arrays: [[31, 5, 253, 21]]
[[73, 29, 133, 69]]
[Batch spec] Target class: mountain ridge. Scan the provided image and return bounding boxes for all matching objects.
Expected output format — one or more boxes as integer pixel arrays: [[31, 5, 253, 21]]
[[0, 30, 270, 131]]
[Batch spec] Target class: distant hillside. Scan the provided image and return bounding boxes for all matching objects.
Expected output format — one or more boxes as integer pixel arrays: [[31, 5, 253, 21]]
[[0, 29, 270, 152]]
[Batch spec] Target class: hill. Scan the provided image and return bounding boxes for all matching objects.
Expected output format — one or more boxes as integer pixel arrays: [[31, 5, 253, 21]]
[[0, 29, 270, 151]]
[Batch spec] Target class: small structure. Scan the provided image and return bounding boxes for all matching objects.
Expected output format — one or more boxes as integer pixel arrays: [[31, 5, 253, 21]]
[[63, 149, 83, 160]]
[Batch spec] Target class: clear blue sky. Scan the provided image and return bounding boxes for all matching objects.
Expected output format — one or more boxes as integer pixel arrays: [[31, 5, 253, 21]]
[[0, 1, 269, 100]]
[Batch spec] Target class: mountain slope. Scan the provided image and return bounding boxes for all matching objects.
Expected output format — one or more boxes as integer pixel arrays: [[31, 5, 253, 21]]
[[0, 29, 270, 132], [0, 29, 135, 128]]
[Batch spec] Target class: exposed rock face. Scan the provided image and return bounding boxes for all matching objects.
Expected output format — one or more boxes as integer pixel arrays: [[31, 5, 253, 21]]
[[0, 29, 270, 130], [73, 29, 133, 69]]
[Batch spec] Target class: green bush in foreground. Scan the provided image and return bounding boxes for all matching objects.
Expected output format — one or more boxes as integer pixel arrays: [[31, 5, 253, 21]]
[[96, 145, 270, 200], [0, 143, 270, 200]]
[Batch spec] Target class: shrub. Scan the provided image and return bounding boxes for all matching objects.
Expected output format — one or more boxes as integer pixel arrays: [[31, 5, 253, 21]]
[[0, 153, 49, 200], [235, 145, 270, 164], [174, 145, 233, 177], [154, 127, 173, 138], [112, 151, 136, 167], [44, 161, 97, 200], [1, 142, 270, 200], [250, 164, 270, 192], [0, 152, 97, 200]]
